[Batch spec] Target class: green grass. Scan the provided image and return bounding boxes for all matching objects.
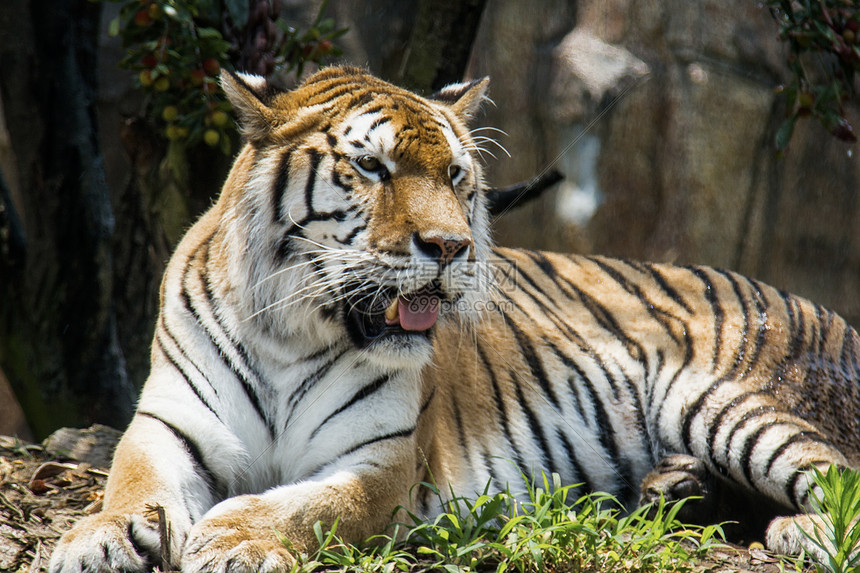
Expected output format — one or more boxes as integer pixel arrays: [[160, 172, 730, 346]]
[[284, 473, 726, 572], [800, 466, 860, 573]]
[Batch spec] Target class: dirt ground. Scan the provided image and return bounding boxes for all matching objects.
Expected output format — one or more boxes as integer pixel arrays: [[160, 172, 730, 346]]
[[0, 431, 110, 572], [1, 427, 795, 573]]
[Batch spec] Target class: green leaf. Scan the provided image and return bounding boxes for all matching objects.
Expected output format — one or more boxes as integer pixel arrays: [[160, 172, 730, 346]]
[[776, 115, 798, 151], [196, 27, 223, 40], [108, 16, 120, 37]]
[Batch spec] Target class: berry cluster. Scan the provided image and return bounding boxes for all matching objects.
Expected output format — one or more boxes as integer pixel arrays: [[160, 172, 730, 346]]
[[768, 0, 859, 150], [106, 0, 346, 155], [111, 0, 233, 153]]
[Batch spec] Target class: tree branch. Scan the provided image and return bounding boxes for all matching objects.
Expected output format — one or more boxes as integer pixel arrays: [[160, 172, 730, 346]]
[[486, 169, 564, 217]]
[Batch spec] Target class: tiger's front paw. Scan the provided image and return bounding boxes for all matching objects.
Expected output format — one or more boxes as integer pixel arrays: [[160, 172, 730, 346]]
[[182, 496, 296, 573], [49, 510, 182, 573], [766, 514, 833, 562], [639, 454, 714, 524]]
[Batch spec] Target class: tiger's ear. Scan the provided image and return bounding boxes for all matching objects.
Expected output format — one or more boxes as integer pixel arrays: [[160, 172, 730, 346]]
[[431, 77, 490, 122], [221, 70, 281, 142]]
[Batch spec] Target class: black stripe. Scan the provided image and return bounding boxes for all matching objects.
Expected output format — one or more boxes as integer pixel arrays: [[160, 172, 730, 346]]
[[331, 163, 356, 195], [181, 282, 273, 437], [764, 431, 832, 477], [641, 263, 694, 314], [307, 82, 363, 108], [706, 391, 761, 471], [714, 270, 750, 376], [680, 278, 769, 458], [743, 277, 771, 373], [335, 427, 415, 462], [301, 425, 416, 480], [512, 374, 557, 477], [543, 338, 586, 418], [335, 223, 366, 245], [680, 273, 757, 455], [284, 350, 346, 428], [557, 429, 593, 492], [367, 116, 392, 133], [738, 422, 773, 489], [451, 398, 469, 456], [272, 149, 293, 223], [786, 293, 805, 358], [309, 374, 390, 439], [199, 245, 271, 390], [304, 149, 322, 217], [356, 103, 390, 117], [536, 265, 649, 444], [278, 225, 302, 259], [721, 404, 776, 463], [555, 265, 646, 363], [481, 449, 505, 494], [126, 521, 148, 562], [785, 461, 832, 509], [419, 386, 437, 415], [136, 411, 224, 498], [506, 319, 561, 410], [591, 258, 689, 349], [498, 285, 622, 404], [184, 244, 275, 439], [154, 329, 222, 423], [690, 267, 723, 366], [476, 342, 528, 473]]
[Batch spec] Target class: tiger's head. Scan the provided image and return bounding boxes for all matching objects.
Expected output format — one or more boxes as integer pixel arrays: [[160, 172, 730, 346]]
[[218, 66, 494, 368]]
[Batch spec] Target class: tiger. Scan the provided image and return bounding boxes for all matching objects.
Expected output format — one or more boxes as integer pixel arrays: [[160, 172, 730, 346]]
[[49, 66, 860, 573]]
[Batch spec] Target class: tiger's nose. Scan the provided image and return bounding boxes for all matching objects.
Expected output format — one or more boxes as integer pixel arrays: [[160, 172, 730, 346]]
[[413, 233, 471, 264]]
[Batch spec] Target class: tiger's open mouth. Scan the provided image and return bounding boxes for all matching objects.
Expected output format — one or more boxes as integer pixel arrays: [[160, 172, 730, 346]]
[[344, 281, 444, 346]]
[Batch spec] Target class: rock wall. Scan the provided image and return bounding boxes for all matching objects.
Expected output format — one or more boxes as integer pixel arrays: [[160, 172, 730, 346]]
[[460, 0, 860, 326]]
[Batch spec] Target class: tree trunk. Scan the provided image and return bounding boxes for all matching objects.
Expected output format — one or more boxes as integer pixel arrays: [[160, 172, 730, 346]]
[[397, 0, 488, 93], [0, 0, 136, 438]]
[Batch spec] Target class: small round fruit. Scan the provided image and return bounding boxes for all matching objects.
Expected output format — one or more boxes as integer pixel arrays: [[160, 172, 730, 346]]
[[134, 10, 151, 27], [147, 3, 162, 19], [139, 70, 154, 86], [210, 110, 229, 127], [161, 106, 179, 122], [797, 91, 815, 109], [154, 76, 170, 92], [202, 58, 220, 76], [189, 69, 205, 86], [203, 129, 220, 146], [317, 40, 333, 56]]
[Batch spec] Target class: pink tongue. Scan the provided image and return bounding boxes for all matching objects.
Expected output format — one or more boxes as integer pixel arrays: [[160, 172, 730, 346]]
[[397, 294, 439, 331]]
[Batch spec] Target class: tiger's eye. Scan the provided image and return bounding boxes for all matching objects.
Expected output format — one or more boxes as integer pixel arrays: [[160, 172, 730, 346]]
[[357, 156, 382, 172], [449, 165, 462, 181]]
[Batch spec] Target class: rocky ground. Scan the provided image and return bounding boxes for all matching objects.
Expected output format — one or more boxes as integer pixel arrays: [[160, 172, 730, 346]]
[[1, 426, 796, 573], [0, 426, 119, 572]]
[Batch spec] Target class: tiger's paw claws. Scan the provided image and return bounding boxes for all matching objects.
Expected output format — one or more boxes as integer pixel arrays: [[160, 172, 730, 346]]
[[182, 519, 296, 573]]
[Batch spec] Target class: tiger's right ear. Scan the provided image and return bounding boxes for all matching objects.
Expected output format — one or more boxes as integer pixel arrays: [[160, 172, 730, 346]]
[[221, 70, 280, 142], [431, 77, 490, 123]]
